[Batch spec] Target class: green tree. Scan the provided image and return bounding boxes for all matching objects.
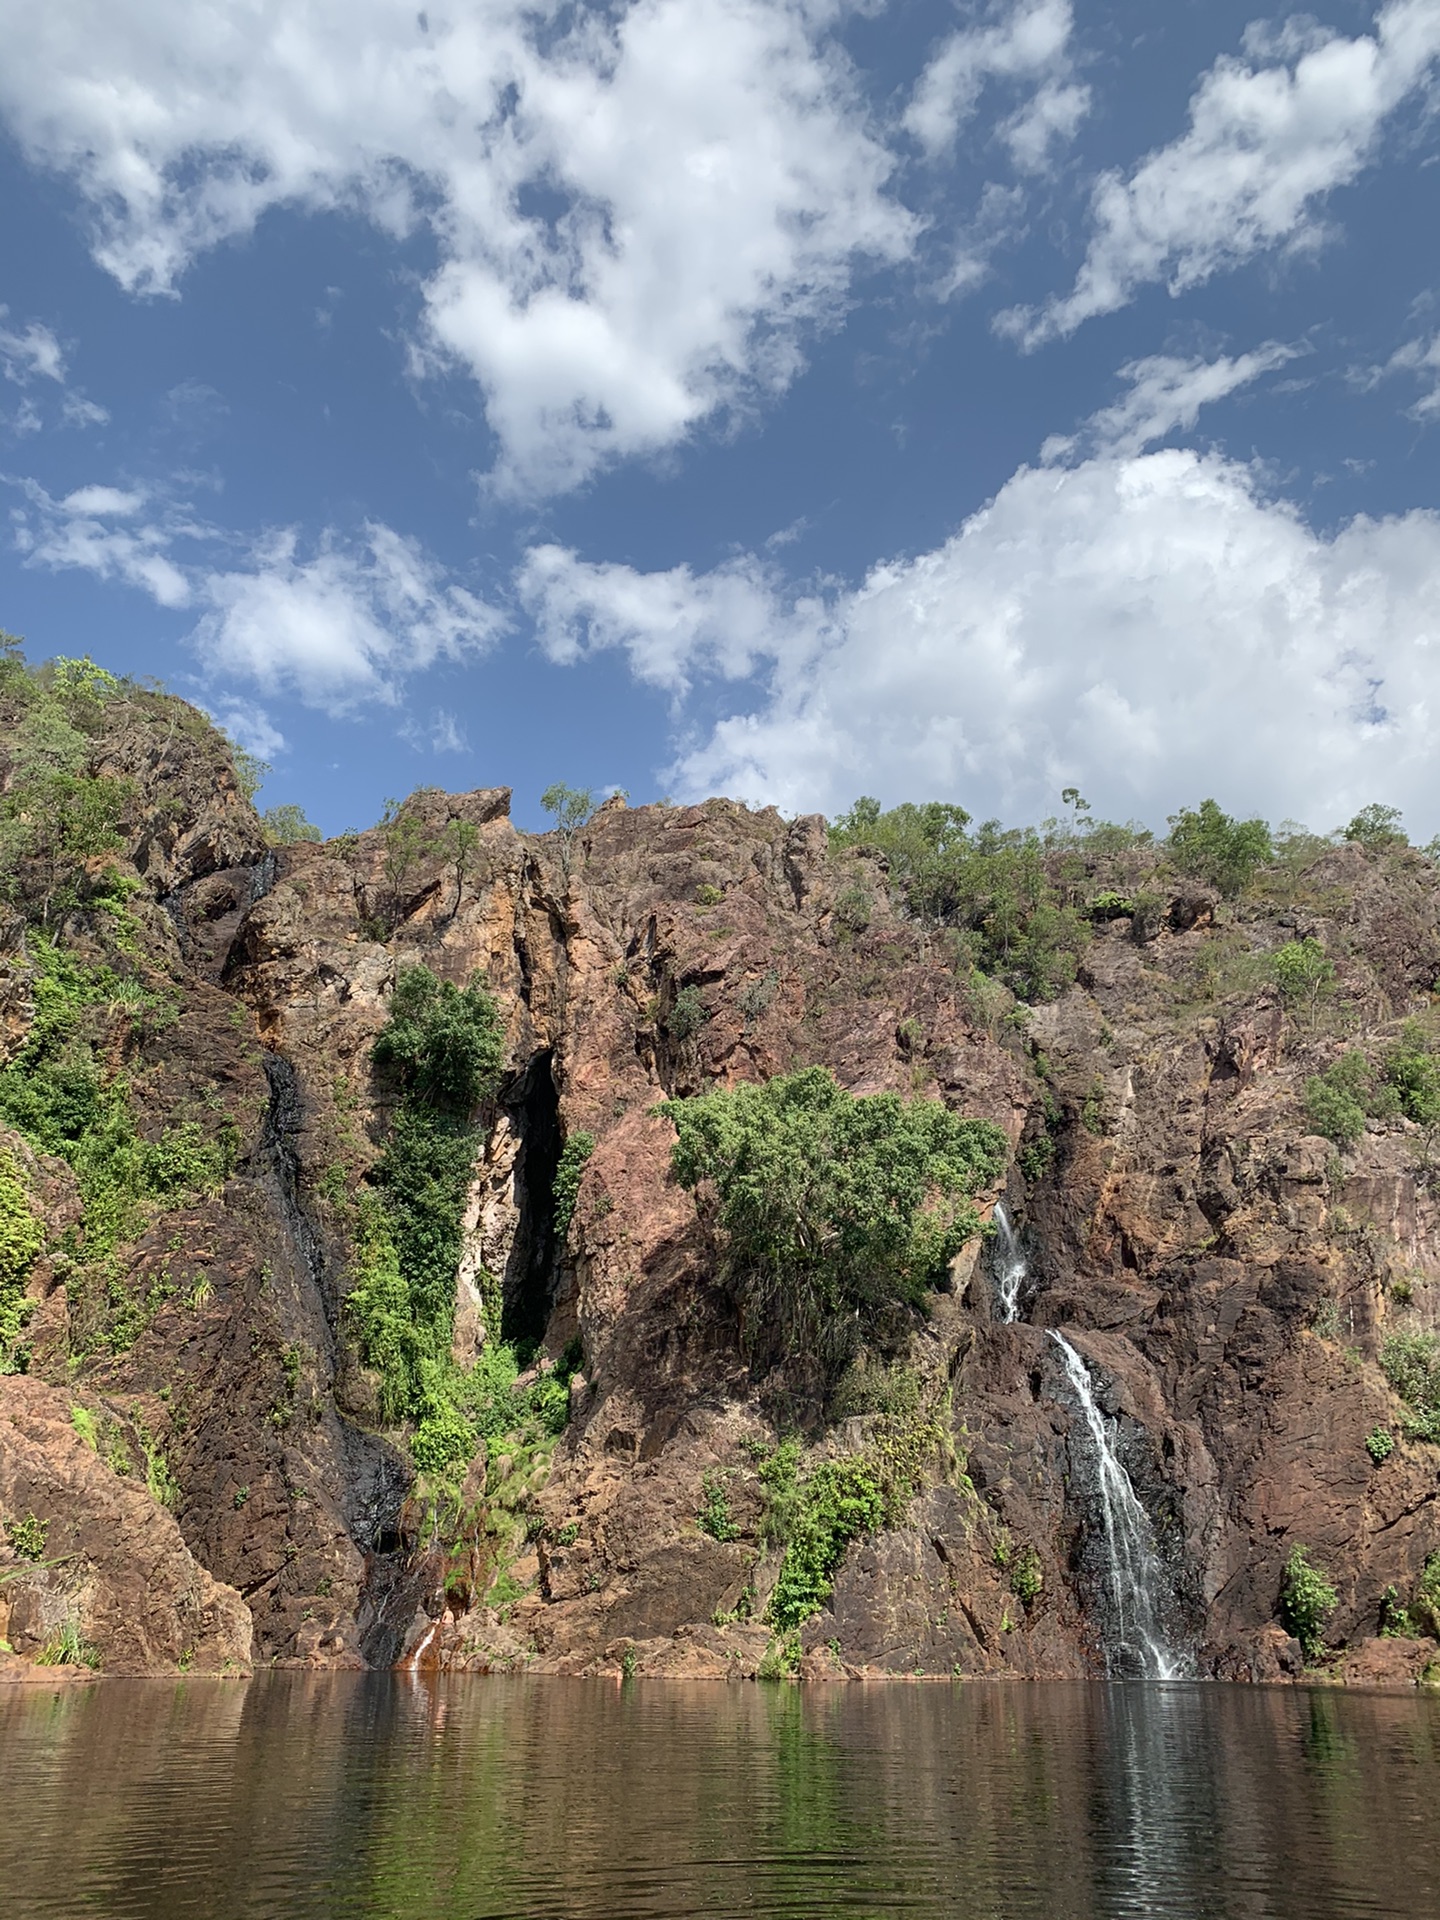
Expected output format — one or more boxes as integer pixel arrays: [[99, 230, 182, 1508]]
[[1343, 803, 1407, 850], [260, 804, 322, 845], [1167, 799, 1273, 897], [439, 817, 481, 917], [827, 797, 1088, 1001], [659, 1067, 1006, 1377], [1303, 1052, 1373, 1149], [1272, 937, 1334, 1022], [378, 794, 438, 928], [540, 783, 595, 874]]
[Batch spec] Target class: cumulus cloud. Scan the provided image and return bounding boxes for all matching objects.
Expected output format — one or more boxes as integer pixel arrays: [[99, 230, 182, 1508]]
[[193, 528, 504, 712], [0, 0, 910, 494], [1005, 0, 1440, 347], [904, 0, 1089, 172], [517, 543, 828, 694], [529, 449, 1440, 835], [7, 478, 503, 712]]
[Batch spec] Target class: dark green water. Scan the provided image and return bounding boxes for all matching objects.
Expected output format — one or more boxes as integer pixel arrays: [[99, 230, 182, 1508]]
[[2, 1676, 1439, 1918]]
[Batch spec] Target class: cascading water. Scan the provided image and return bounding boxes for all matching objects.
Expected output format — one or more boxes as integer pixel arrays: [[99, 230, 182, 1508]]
[[990, 1202, 1028, 1323], [1050, 1333, 1190, 1681]]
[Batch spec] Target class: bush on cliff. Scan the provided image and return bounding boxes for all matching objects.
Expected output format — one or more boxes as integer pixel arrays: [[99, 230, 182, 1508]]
[[349, 965, 504, 1427], [658, 1066, 1006, 1379], [1166, 799, 1273, 899], [1280, 1544, 1338, 1663], [828, 798, 1091, 1001], [1380, 1332, 1440, 1443]]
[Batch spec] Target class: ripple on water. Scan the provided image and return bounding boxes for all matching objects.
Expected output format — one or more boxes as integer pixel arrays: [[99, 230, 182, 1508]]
[[2, 1677, 1440, 1919]]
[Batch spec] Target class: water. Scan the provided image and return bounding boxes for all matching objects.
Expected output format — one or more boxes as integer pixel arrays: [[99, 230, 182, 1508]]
[[3, 1675, 1440, 1918], [990, 1201, 1028, 1322], [1051, 1334, 1189, 1682]]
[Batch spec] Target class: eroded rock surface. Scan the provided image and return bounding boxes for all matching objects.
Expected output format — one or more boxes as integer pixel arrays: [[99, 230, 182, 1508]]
[[4, 682, 1440, 1684]]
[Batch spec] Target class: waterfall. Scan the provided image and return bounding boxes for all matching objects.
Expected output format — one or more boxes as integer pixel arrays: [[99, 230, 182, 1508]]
[[991, 1203, 1028, 1323], [1050, 1333, 1189, 1681]]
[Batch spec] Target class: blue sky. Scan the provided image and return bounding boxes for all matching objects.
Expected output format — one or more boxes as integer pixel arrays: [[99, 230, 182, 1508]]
[[2, 0, 1439, 837]]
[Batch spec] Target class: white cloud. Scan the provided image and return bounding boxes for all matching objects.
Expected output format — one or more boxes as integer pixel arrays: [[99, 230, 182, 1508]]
[[1005, 0, 1440, 346], [905, 0, 1088, 172], [7, 477, 503, 712], [1384, 331, 1440, 415], [1040, 344, 1297, 462], [0, 317, 65, 386], [516, 542, 828, 694], [0, 308, 108, 434], [10, 479, 190, 607], [533, 449, 1440, 835], [207, 700, 288, 763], [194, 527, 506, 711], [0, 0, 910, 495], [60, 485, 145, 517]]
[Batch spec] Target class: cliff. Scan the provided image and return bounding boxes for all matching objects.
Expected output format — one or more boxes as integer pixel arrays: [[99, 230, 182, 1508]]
[[2, 663, 1438, 1685]]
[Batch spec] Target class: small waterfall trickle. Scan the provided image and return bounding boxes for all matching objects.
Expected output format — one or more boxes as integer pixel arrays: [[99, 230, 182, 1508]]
[[990, 1203, 1028, 1323], [1050, 1333, 1190, 1681]]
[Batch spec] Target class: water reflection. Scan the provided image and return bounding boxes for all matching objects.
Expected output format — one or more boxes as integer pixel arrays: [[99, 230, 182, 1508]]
[[2, 1677, 1439, 1918]]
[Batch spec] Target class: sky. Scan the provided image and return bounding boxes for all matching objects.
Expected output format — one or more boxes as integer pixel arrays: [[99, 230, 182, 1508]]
[[1, 0, 1439, 838]]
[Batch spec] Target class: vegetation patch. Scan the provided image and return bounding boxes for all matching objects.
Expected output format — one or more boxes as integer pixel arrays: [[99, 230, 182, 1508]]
[[552, 1132, 594, 1245], [1379, 1332, 1440, 1442], [660, 1066, 1004, 1381], [1280, 1544, 1338, 1664]]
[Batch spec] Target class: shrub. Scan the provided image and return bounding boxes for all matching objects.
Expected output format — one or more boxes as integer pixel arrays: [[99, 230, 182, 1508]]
[[1380, 1023, 1440, 1135], [1303, 1053, 1374, 1149], [1414, 1552, 1440, 1638], [1366, 1426, 1395, 1465], [1010, 1544, 1044, 1606], [0, 1152, 43, 1372], [697, 1470, 739, 1542], [666, 985, 709, 1043], [350, 965, 508, 1451], [1280, 1544, 1338, 1663], [765, 1415, 939, 1629], [261, 804, 321, 845], [768, 1456, 885, 1628], [1167, 799, 1272, 898], [1379, 1332, 1440, 1442], [6, 1511, 48, 1560], [827, 798, 1089, 1002], [659, 1067, 1006, 1375], [695, 883, 723, 907], [1272, 938, 1334, 1018], [372, 965, 504, 1117], [552, 1132, 595, 1244]]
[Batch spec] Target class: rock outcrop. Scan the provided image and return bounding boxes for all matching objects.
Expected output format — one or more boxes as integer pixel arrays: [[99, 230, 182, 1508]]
[[3, 679, 1440, 1684]]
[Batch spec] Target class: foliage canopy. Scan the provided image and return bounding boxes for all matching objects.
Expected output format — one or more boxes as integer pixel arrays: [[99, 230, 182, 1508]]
[[659, 1066, 1006, 1375]]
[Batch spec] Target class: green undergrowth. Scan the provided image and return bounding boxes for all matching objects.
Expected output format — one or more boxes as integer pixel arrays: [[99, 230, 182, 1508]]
[[1380, 1332, 1440, 1443], [347, 964, 579, 1479], [1380, 1553, 1440, 1640], [758, 1410, 945, 1631], [659, 1066, 1006, 1385], [0, 935, 234, 1354], [1303, 1022, 1440, 1151], [1280, 1544, 1338, 1665]]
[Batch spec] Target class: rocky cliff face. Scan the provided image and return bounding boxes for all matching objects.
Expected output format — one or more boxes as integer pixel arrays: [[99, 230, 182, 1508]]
[[3, 680, 1439, 1685]]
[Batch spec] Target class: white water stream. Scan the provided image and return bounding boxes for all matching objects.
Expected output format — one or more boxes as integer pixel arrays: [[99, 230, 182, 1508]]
[[991, 1202, 1028, 1323], [1049, 1332, 1189, 1681]]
